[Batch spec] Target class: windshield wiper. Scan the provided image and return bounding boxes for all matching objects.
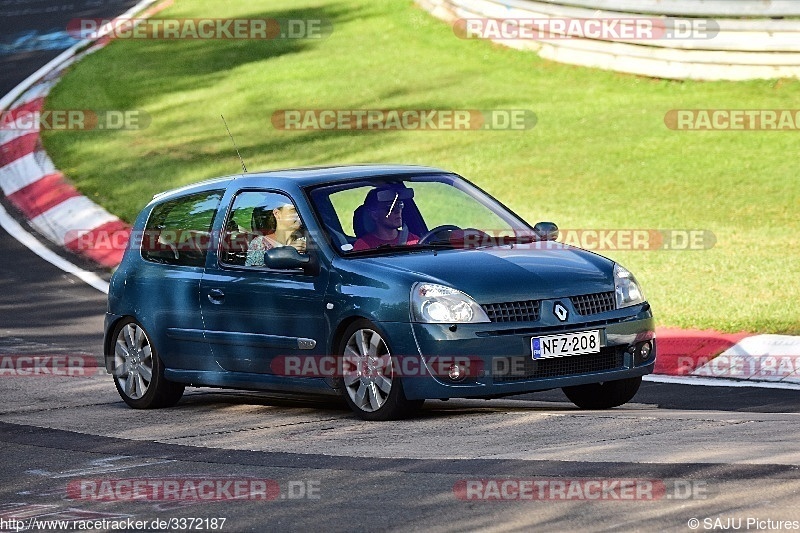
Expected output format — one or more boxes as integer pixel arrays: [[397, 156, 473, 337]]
[[379, 241, 452, 251]]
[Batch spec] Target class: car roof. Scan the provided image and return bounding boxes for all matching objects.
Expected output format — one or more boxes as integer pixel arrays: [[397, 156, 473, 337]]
[[151, 164, 449, 202], [245, 164, 448, 184]]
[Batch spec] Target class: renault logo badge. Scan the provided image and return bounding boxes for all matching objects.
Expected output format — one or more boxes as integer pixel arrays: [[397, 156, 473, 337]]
[[554, 302, 568, 322]]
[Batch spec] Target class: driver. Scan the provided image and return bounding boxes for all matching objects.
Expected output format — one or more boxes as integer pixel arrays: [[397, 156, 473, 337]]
[[353, 187, 420, 251]]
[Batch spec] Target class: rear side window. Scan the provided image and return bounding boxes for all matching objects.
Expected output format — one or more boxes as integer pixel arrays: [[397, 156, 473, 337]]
[[142, 190, 224, 267]]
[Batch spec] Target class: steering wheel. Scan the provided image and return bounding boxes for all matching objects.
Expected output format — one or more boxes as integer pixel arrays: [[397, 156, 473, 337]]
[[417, 225, 462, 245]]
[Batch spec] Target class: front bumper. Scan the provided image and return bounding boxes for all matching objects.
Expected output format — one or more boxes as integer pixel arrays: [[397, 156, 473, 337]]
[[379, 304, 656, 401]]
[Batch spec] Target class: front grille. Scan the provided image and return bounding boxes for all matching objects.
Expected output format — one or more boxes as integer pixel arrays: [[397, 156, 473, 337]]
[[493, 346, 625, 382], [483, 300, 540, 323], [570, 292, 616, 315]]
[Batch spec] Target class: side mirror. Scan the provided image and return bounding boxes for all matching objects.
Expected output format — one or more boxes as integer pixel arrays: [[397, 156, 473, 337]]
[[533, 221, 559, 241], [264, 246, 311, 270]]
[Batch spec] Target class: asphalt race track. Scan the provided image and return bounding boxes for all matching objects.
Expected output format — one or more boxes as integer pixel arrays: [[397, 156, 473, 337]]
[[2, 3, 800, 532]]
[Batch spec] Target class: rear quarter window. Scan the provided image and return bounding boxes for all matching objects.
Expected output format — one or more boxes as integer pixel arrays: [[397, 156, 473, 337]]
[[141, 190, 224, 267]]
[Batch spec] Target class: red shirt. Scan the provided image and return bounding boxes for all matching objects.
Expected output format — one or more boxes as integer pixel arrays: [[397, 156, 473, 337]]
[[353, 232, 419, 251]]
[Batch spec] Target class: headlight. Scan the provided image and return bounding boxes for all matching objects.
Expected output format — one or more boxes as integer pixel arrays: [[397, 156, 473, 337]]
[[411, 283, 490, 323], [614, 263, 645, 308]]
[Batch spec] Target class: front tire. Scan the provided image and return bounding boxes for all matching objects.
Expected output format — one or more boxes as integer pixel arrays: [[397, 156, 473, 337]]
[[562, 376, 642, 409], [338, 320, 423, 421], [111, 319, 184, 409]]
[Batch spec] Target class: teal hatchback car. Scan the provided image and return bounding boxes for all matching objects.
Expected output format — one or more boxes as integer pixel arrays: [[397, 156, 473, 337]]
[[105, 165, 655, 420]]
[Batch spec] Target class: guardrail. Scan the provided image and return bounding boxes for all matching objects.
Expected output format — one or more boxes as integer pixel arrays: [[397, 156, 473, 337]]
[[416, 0, 800, 80]]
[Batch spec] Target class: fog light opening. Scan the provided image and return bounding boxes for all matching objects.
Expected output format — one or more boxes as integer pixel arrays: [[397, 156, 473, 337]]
[[639, 341, 652, 360], [448, 364, 465, 381]]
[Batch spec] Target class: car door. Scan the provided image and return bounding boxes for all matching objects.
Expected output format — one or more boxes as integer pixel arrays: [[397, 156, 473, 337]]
[[199, 189, 329, 375]]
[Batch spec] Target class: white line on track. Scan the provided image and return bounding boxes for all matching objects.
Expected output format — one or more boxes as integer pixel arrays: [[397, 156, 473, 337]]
[[0, 202, 109, 294], [645, 374, 800, 390], [0, 0, 158, 295]]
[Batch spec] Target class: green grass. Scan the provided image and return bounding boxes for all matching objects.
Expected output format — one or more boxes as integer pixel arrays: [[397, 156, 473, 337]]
[[41, 0, 800, 334]]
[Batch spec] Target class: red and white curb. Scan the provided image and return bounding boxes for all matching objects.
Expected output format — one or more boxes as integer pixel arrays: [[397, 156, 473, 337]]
[[0, 0, 169, 270], [0, 68, 130, 268], [648, 328, 800, 388]]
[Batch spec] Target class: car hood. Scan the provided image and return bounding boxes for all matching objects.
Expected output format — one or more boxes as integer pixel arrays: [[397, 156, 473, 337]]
[[358, 245, 615, 303]]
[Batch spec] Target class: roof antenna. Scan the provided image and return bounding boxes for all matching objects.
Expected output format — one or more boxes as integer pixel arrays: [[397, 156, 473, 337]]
[[221, 115, 247, 174]]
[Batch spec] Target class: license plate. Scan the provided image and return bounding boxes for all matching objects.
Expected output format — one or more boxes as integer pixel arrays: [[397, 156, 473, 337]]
[[531, 330, 601, 359]]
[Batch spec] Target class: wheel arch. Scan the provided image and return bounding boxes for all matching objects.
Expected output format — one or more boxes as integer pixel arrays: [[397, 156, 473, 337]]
[[103, 314, 134, 372], [329, 314, 373, 355]]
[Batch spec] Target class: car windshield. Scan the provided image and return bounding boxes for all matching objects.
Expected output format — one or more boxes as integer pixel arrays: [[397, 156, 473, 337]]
[[307, 173, 534, 255]]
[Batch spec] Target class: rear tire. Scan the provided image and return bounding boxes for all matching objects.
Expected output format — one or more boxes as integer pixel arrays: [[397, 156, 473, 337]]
[[111, 318, 184, 409], [338, 319, 423, 421], [562, 376, 642, 409]]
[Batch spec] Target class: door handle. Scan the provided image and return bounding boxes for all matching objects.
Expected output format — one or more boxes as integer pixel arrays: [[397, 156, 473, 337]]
[[207, 288, 225, 304]]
